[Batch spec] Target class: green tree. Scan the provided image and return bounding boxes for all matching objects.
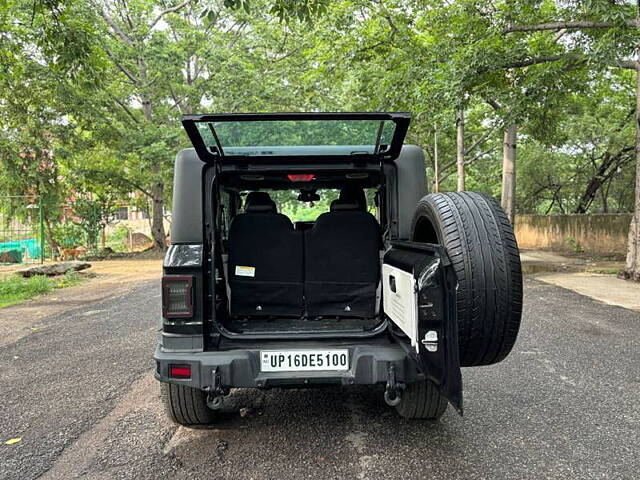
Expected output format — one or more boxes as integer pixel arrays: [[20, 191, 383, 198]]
[[500, 0, 639, 278], [2, 0, 638, 277], [78, 0, 317, 249], [71, 194, 118, 251]]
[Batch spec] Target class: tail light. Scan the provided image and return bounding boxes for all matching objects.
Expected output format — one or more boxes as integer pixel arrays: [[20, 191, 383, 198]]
[[162, 275, 193, 318]]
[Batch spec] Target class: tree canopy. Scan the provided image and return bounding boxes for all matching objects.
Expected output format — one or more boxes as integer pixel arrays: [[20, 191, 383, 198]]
[[1, 0, 638, 273]]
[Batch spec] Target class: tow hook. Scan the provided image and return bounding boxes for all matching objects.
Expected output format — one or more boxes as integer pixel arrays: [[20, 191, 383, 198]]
[[205, 367, 228, 410], [384, 364, 405, 407]]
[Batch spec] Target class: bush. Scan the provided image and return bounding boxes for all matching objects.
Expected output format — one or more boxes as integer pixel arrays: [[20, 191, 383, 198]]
[[53, 222, 86, 248], [566, 236, 584, 253], [105, 225, 131, 252]]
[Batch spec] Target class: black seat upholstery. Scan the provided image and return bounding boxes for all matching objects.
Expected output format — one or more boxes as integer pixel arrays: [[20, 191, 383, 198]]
[[337, 185, 367, 211], [294, 221, 315, 232], [228, 192, 304, 317], [304, 190, 380, 318]]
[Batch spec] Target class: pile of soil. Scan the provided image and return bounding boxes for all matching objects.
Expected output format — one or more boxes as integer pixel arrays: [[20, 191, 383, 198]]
[[130, 232, 153, 249]]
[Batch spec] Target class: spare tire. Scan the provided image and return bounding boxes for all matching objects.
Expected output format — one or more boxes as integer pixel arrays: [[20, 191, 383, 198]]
[[410, 192, 523, 367]]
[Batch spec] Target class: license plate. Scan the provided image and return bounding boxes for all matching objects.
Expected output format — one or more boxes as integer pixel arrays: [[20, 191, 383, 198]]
[[260, 350, 349, 372]]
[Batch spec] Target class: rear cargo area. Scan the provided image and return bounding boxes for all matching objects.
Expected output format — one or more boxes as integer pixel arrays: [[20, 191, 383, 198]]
[[217, 187, 385, 337]]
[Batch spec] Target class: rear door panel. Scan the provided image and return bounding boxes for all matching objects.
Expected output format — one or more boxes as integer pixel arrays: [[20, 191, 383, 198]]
[[382, 263, 418, 349], [383, 242, 463, 413]]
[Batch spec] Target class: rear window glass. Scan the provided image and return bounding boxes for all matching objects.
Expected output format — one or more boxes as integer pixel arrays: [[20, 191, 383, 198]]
[[196, 119, 396, 155]]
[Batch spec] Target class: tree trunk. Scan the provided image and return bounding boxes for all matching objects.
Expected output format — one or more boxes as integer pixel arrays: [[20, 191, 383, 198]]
[[501, 123, 517, 223], [433, 129, 440, 193], [575, 147, 634, 213], [140, 83, 166, 251], [100, 12, 168, 250], [456, 107, 465, 191], [43, 215, 60, 253], [623, 59, 640, 280], [576, 157, 609, 213], [150, 165, 166, 251], [148, 169, 166, 251]]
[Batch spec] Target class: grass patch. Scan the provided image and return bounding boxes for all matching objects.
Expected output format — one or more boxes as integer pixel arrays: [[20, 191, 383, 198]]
[[586, 268, 621, 275], [0, 272, 85, 308]]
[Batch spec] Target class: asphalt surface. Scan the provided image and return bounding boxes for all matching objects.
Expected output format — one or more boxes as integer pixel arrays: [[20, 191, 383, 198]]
[[1, 277, 639, 479]]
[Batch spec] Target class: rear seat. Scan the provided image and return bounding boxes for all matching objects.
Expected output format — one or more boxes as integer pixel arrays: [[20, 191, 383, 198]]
[[304, 190, 380, 318], [227, 192, 304, 317]]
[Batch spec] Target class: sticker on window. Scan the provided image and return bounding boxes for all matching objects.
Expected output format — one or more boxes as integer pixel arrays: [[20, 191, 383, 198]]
[[235, 266, 255, 277]]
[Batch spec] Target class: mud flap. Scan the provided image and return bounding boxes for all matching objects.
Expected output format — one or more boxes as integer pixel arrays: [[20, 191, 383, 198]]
[[383, 241, 463, 414]]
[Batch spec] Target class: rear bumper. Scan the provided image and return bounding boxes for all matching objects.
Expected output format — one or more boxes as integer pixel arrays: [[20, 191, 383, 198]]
[[154, 342, 421, 390]]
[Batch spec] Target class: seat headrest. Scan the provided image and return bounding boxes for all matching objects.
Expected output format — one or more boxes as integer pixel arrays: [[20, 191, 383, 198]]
[[338, 186, 366, 211], [245, 192, 277, 213], [330, 198, 361, 212]]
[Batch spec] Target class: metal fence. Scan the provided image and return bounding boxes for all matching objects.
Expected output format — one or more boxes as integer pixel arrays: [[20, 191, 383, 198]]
[[0, 196, 45, 265]]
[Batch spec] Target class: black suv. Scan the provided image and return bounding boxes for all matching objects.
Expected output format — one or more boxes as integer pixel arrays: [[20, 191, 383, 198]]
[[155, 113, 522, 424]]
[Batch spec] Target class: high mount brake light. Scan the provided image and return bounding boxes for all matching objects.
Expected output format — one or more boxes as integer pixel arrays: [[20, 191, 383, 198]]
[[162, 275, 193, 318], [287, 174, 315, 182]]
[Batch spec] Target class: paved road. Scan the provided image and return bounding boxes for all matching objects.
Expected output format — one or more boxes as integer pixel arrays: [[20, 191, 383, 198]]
[[1, 278, 639, 479]]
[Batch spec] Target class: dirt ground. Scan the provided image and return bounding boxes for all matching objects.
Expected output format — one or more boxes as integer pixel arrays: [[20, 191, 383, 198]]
[[520, 249, 639, 312], [0, 258, 161, 347], [520, 249, 625, 275]]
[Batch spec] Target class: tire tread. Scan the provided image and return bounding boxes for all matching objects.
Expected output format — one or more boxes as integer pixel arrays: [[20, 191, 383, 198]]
[[161, 383, 216, 426], [396, 380, 448, 420]]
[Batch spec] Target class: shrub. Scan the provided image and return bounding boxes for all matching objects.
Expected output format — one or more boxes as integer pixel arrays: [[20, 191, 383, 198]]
[[53, 221, 85, 248], [105, 225, 131, 252]]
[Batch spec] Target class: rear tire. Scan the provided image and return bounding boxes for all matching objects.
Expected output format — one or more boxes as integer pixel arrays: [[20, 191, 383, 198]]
[[161, 383, 216, 426], [411, 192, 523, 367], [395, 380, 448, 420]]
